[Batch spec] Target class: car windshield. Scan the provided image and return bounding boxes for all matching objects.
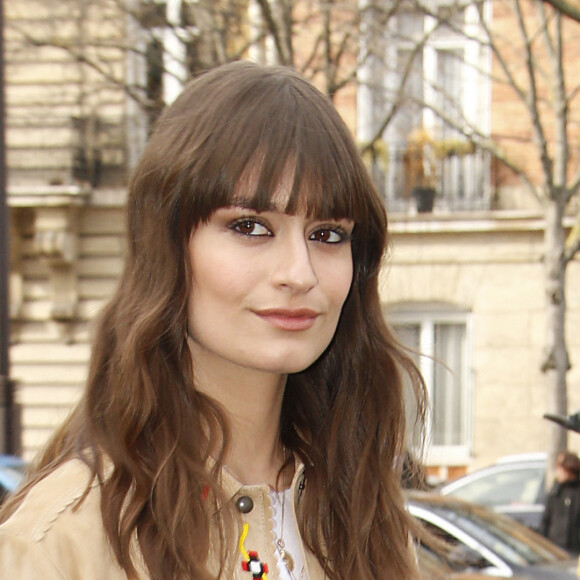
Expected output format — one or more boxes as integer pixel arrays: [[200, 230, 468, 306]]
[[443, 465, 545, 508], [412, 496, 567, 567]]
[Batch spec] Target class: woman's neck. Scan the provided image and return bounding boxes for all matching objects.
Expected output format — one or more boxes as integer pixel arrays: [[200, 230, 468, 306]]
[[191, 348, 288, 486]]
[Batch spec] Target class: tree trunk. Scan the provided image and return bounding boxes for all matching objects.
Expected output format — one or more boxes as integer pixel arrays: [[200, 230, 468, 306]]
[[543, 198, 569, 475]]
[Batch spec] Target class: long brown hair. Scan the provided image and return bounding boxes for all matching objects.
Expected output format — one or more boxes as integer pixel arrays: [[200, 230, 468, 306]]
[[2, 61, 427, 579]]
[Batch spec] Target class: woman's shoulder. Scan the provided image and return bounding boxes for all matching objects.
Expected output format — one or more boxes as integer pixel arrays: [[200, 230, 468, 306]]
[[1, 459, 98, 540], [0, 459, 129, 579]]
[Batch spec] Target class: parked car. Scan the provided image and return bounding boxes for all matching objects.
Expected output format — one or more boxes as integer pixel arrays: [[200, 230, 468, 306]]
[[439, 453, 547, 530], [0, 454, 26, 504], [417, 544, 576, 580], [407, 489, 577, 578], [416, 544, 550, 579]]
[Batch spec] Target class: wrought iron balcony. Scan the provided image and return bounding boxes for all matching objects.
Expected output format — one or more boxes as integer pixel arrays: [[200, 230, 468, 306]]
[[368, 142, 492, 214]]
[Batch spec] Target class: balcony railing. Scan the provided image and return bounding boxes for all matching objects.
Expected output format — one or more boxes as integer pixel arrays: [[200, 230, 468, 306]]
[[369, 142, 491, 213]]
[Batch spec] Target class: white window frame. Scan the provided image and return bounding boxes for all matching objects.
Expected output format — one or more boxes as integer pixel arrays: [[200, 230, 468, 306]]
[[357, 0, 492, 210], [388, 304, 473, 466]]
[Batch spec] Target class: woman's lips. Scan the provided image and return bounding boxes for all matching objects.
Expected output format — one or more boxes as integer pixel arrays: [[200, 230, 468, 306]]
[[253, 308, 319, 331]]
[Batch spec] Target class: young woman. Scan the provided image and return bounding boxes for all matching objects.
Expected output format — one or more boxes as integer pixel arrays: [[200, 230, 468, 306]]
[[0, 61, 427, 579]]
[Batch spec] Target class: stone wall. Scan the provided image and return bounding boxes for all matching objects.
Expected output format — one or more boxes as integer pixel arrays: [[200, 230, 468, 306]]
[[9, 200, 126, 461], [383, 212, 580, 472]]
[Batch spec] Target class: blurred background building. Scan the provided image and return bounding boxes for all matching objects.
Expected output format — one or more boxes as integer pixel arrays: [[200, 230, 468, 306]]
[[3, 0, 580, 482]]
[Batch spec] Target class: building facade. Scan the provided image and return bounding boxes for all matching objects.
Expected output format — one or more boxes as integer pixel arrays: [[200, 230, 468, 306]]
[[359, 0, 580, 477], [5, 0, 136, 458]]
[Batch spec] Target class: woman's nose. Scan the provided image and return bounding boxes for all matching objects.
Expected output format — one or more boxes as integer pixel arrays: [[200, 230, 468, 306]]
[[271, 236, 318, 292]]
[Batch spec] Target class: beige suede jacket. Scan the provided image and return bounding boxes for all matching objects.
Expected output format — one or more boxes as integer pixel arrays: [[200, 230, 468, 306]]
[[0, 458, 327, 580]]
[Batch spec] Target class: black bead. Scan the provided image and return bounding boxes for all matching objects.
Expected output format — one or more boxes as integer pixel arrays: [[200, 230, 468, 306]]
[[235, 495, 254, 514]]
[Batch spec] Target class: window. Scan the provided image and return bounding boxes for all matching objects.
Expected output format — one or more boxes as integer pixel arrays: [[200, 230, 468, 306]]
[[137, 1, 253, 118], [139, 0, 189, 109], [388, 304, 472, 464], [358, 1, 491, 212]]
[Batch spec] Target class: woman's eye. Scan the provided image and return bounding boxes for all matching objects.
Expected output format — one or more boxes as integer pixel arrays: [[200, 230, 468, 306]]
[[309, 228, 349, 244], [229, 219, 272, 237]]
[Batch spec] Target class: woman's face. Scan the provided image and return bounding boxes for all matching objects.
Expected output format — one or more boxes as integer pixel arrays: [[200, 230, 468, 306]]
[[186, 184, 354, 379]]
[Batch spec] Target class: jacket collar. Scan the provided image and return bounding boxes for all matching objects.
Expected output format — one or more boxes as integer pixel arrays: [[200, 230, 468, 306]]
[[217, 458, 306, 503]]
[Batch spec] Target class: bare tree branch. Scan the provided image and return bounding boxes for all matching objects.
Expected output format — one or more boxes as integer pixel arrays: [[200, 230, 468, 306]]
[[541, 0, 580, 22], [539, 4, 569, 200], [513, 0, 554, 192], [11, 24, 154, 110], [255, 0, 292, 65]]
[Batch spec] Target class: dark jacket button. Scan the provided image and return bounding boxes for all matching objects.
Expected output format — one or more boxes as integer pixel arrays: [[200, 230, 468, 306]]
[[235, 495, 254, 514]]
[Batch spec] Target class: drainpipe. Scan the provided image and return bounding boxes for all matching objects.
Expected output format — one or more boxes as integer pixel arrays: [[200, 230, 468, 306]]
[[0, 0, 15, 455]]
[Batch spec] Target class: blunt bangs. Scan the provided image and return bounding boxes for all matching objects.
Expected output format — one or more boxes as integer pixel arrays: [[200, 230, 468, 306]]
[[149, 62, 378, 234]]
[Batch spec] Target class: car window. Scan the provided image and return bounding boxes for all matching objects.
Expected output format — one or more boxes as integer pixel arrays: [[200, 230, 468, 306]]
[[445, 466, 544, 508], [417, 544, 457, 578], [418, 501, 566, 567], [420, 521, 494, 572]]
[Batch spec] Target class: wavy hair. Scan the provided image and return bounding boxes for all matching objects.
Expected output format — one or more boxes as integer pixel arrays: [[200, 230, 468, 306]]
[[2, 61, 427, 579]]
